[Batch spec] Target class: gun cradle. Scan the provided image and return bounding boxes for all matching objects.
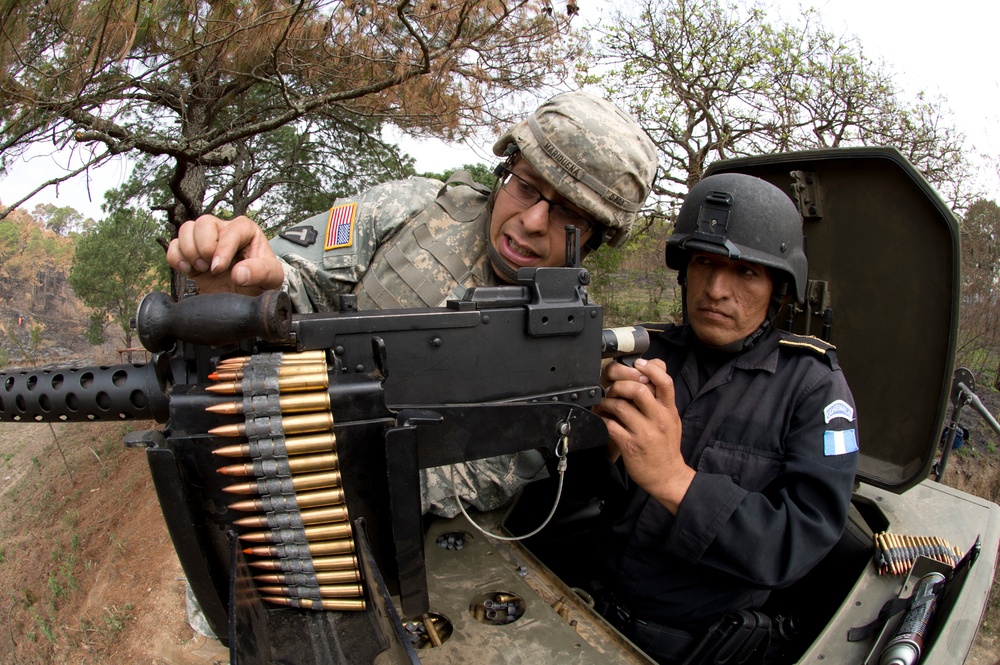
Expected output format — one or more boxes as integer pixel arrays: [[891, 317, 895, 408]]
[[0, 267, 648, 664]]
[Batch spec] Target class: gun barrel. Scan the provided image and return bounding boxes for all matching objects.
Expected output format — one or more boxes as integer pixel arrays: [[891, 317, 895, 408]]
[[0, 360, 170, 423]]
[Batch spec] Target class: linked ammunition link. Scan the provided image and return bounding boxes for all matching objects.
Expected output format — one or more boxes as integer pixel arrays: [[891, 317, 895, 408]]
[[873, 531, 962, 575], [209, 350, 366, 612]]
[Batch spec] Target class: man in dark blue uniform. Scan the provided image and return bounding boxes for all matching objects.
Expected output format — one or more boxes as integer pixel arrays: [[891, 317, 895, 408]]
[[595, 173, 859, 664]]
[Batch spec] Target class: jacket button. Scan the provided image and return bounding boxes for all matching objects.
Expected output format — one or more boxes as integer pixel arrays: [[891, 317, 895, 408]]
[[731, 475, 740, 484]]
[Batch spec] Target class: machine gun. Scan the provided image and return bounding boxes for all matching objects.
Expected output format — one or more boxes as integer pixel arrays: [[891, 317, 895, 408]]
[[0, 266, 647, 664]]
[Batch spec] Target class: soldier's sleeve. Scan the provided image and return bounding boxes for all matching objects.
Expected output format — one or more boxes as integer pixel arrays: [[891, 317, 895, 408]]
[[269, 177, 445, 312], [419, 451, 547, 518]]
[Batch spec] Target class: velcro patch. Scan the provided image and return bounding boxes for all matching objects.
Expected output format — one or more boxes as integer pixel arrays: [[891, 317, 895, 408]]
[[823, 399, 854, 423], [279, 225, 318, 247], [824, 429, 859, 456], [325, 203, 357, 250]]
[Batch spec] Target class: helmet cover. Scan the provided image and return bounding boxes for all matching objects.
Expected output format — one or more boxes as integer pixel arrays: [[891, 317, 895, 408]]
[[493, 91, 658, 247]]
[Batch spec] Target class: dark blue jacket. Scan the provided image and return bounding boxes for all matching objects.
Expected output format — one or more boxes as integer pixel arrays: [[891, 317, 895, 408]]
[[604, 323, 859, 630]]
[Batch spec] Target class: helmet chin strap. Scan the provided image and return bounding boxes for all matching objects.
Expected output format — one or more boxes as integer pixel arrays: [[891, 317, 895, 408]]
[[485, 229, 592, 284], [695, 317, 770, 354], [486, 242, 521, 284], [738, 317, 772, 351], [483, 179, 522, 284]]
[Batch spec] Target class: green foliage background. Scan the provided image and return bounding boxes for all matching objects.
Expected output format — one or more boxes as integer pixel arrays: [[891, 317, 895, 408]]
[[68, 207, 169, 349]]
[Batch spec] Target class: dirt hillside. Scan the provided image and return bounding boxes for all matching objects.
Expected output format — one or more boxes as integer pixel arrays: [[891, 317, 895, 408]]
[[0, 420, 191, 664], [1, 404, 999, 664]]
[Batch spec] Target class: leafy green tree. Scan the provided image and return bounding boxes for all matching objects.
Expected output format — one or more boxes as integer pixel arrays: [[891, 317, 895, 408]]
[[0, 0, 582, 236], [418, 163, 497, 189], [30, 203, 89, 236], [957, 199, 1000, 386], [587, 0, 971, 209], [69, 207, 168, 355], [106, 102, 419, 237]]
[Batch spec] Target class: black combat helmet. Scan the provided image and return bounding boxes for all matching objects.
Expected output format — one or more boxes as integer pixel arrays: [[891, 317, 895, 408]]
[[665, 173, 808, 303]]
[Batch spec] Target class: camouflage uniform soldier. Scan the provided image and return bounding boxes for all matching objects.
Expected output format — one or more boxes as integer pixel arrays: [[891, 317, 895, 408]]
[[168, 91, 659, 517]]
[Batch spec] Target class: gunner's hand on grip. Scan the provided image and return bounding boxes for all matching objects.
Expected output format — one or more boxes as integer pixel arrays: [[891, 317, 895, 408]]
[[167, 215, 285, 296]]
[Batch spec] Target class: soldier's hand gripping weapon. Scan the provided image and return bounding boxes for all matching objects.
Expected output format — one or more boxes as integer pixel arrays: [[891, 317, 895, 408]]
[[0, 266, 647, 662]]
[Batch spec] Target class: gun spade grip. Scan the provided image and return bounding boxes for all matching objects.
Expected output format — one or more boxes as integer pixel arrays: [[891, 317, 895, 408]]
[[137, 290, 293, 353]]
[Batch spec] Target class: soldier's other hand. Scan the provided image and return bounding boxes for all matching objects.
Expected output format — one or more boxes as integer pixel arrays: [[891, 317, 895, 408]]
[[595, 358, 694, 514], [600, 359, 650, 390], [167, 215, 284, 295]]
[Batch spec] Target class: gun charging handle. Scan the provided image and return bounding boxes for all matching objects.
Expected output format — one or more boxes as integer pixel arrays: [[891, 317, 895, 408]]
[[602, 326, 651, 367], [137, 290, 293, 353]]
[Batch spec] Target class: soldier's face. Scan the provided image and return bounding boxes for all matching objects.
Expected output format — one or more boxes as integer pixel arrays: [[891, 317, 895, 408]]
[[686, 252, 773, 347], [489, 161, 595, 281]]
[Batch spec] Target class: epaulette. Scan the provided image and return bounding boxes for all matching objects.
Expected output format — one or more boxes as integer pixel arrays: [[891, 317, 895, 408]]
[[777, 332, 836, 357]]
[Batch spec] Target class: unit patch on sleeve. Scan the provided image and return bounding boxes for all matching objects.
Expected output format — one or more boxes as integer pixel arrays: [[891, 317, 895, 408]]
[[325, 203, 357, 250], [279, 225, 318, 247], [823, 399, 855, 424], [824, 429, 859, 456]]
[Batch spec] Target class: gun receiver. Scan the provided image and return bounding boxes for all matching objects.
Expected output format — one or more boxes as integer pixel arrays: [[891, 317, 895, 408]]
[[0, 266, 648, 663]]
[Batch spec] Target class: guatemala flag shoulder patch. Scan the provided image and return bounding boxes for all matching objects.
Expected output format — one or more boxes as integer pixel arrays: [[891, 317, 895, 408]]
[[824, 429, 859, 456]]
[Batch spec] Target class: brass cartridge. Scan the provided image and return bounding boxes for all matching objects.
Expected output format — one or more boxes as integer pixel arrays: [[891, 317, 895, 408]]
[[217, 350, 327, 368], [209, 412, 334, 438], [249, 553, 358, 571], [243, 537, 354, 558], [232, 504, 349, 528], [223, 470, 343, 496], [253, 569, 361, 585], [205, 372, 329, 395], [217, 452, 339, 477], [257, 584, 364, 598], [238, 521, 352, 544], [213, 432, 337, 458], [262, 597, 366, 611], [206, 392, 332, 417], [228, 488, 345, 512], [210, 362, 328, 381]]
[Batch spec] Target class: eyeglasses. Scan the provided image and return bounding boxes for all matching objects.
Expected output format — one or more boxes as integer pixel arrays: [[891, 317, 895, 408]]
[[498, 167, 595, 234]]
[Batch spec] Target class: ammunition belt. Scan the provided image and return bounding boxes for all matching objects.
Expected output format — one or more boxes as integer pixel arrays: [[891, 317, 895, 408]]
[[873, 530, 962, 575], [207, 350, 366, 612]]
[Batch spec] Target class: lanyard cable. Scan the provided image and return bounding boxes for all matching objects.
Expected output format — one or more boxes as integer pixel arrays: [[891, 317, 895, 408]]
[[452, 418, 572, 542]]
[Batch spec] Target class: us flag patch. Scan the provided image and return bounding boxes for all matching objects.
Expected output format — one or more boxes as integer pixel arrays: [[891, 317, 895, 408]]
[[325, 203, 357, 250]]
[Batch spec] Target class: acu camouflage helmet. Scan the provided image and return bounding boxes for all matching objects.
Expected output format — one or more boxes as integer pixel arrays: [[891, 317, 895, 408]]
[[666, 173, 808, 303], [492, 91, 658, 247]]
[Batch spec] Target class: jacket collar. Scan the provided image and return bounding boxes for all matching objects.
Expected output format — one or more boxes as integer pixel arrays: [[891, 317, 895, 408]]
[[656, 324, 782, 394]]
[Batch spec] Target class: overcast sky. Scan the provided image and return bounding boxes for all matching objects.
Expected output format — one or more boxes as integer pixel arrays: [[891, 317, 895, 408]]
[[788, 0, 999, 166], [1, 0, 996, 220]]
